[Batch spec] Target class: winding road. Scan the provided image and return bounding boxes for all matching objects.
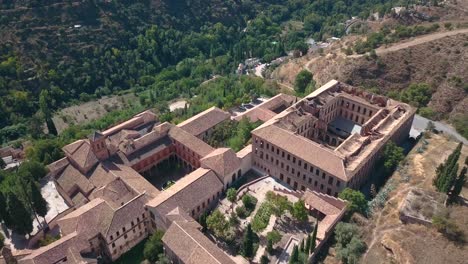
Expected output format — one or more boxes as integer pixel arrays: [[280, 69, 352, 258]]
[[411, 114, 467, 144]]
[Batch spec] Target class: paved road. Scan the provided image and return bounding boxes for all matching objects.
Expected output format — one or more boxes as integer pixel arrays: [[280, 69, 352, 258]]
[[411, 114, 467, 144]]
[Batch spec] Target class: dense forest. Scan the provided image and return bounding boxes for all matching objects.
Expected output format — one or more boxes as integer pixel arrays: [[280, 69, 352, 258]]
[[0, 0, 402, 144]]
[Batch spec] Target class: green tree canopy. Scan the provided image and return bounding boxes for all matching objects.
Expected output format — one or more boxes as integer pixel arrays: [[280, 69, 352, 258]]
[[143, 230, 165, 262], [6, 192, 33, 235], [206, 210, 229, 239], [243, 223, 255, 258], [227, 188, 237, 203], [382, 141, 404, 172], [339, 188, 368, 216], [294, 70, 313, 94], [292, 199, 308, 222]]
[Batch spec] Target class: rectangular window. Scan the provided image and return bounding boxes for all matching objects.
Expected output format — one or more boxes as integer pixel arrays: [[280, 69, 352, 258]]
[[336, 180, 341, 187], [292, 168, 295, 174], [293, 157, 296, 163], [316, 169, 320, 176], [328, 177, 333, 185], [322, 172, 326, 179], [287, 154, 290, 160]]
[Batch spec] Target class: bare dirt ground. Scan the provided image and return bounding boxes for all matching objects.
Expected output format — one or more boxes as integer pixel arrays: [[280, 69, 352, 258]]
[[319, 134, 468, 264], [359, 134, 468, 264], [52, 93, 138, 133]]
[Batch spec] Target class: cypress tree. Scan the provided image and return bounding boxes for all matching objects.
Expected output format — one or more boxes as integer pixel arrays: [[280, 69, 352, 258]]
[[6, 193, 33, 235], [30, 181, 48, 218], [434, 143, 462, 192], [267, 238, 273, 254], [310, 221, 318, 254], [451, 166, 467, 199], [305, 234, 311, 255], [0, 191, 11, 226], [289, 245, 299, 264], [299, 239, 304, 252], [243, 224, 254, 258]]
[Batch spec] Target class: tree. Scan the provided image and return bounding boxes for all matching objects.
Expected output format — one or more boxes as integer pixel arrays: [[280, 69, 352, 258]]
[[382, 141, 404, 173], [335, 222, 367, 264], [242, 194, 257, 211], [289, 245, 299, 264], [143, 230, 165, 262], [0, 191, 10, 225], [434, 143, 463, 193], [243, 224, 254, 258], [227, 188, 237, 203], [206, 210, 229, 238], [305, 234, 311, 254], [0, 158, 5, 169], [30, 180, 48, 218], [292, 200, 308, 223], [6, 192, 33, 235], [294, 70, 313, 94], [339, 188, 368, 216], [450, 166, 467, 201], [299, 239, 305, 252], [266, 230, 282, 254], [261, 255, 270, 264], [310, 221, 318, 254]]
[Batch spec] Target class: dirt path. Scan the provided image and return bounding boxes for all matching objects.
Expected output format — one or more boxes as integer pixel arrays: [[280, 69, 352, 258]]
[[349, 28, 468, 58]]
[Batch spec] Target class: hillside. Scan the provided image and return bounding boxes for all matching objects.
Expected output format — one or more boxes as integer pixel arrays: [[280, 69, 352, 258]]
[[1, 0, 407, 144], [272, 22, 468, 137]]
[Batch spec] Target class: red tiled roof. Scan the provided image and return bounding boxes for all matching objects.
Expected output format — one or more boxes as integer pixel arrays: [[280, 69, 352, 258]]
[[177, 107, 230, 136]]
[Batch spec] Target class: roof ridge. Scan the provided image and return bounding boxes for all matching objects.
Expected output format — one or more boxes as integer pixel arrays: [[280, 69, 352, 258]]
[[173, 221, 223, 264]]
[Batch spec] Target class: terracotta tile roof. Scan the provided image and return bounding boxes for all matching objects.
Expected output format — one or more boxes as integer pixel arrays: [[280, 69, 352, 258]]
[[146, 168, 222, 215], [120, 135, 172, 166], [56, 164, 94, 196], [234, 94, 297, 123], [18, 232, 84, 264], [104, 162, 160, 198], [236, 144, 252, 159], [177, 107, 230, 137], [234, 107, 276, 123], [89, 131, 104, 141], [163, 221, 236, 264], [62, 140, 98, 172], [201, 148, 241, 179], [102, 110, 157, 136], [302, 190, 345, 215], [168, 126, 215, 157], [90, 177, 138, 209], [105, 193, 148, 237], [253, 124, 347, 180], [58, 198, 114, 239]]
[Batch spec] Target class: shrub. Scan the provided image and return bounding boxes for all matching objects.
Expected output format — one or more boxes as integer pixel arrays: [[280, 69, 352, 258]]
[[251, 202, 273, 232], [242, 194, 258, 211], [236, 206, 249, 219], [432, 213, 465, 242]]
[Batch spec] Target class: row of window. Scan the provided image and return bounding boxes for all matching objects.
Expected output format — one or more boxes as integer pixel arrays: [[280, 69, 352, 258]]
[[190, 191, 222, 217], [109, 213, 146, 242], [341, 99, 374, 117]]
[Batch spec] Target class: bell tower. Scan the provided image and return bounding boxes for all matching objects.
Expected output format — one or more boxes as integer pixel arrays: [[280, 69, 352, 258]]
[[89, 131, 109, 160]]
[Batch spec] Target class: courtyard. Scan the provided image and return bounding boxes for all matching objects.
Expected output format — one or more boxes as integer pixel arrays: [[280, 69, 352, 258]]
[[208, 176, 318, 264], [141, 157, 191, 190]]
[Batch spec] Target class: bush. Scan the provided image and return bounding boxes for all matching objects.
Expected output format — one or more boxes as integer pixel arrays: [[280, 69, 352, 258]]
[[251, 202, 273, 232], [432, 213, 465, 242], [334, 223, 367, 264], [242, 194, 258, 211], [339, 188, 368, 216], [236, 206, 248, 218]]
